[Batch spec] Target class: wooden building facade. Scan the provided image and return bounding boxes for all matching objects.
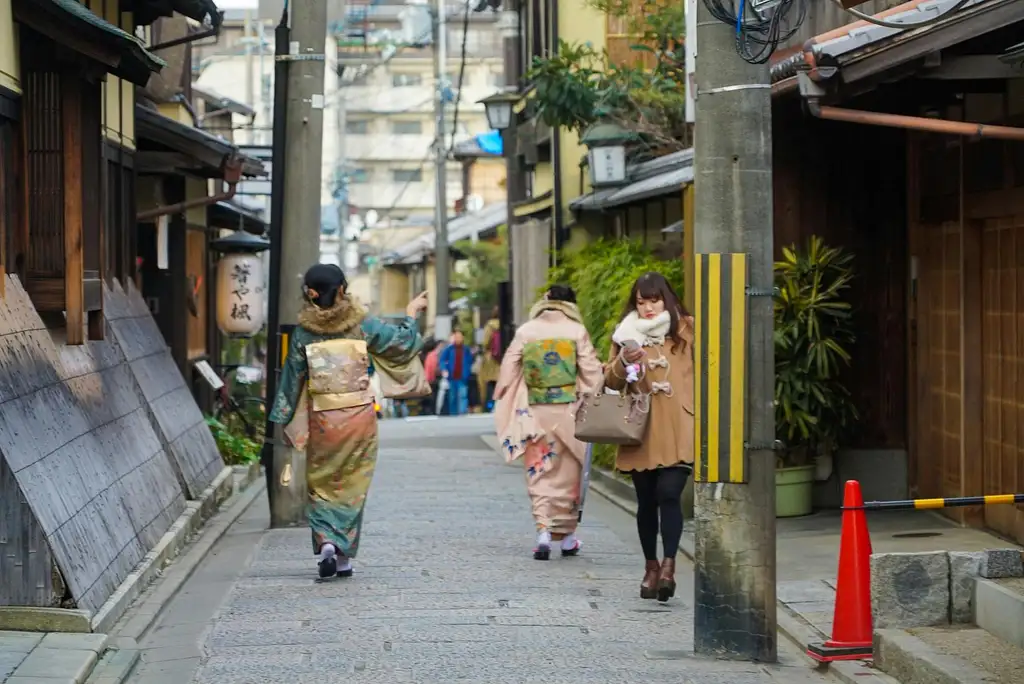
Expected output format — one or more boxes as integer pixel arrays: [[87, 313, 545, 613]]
[[768, 0, 1024, 539]]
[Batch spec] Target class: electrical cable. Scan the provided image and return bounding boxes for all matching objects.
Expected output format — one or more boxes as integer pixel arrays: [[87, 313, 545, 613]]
[[701, 0, 808, 64], [828, 0, 972, 30], [447, 0, 473, 154]]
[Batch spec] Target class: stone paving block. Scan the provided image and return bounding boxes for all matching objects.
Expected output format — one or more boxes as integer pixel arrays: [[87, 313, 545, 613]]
[[948, 551, 983, 623], [871, 551, 950, 629], [0, 631, 44, 653], [980, 548, 1024, 579], [39, 632, 110, 654], [12, 646, 98, 682]]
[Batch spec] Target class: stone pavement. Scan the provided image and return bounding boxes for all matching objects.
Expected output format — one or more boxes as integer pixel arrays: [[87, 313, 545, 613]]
[[1, 631, 108, 683], [125, 415, 837, 684]]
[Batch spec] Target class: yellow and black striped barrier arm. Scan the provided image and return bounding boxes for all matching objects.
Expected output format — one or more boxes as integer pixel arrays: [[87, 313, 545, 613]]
[[693, 252, 749, 484], [849, 494, 1024, 511]]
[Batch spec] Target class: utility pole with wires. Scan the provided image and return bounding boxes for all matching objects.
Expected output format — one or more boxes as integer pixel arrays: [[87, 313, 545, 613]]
[[431, 0, 452, 341], [265, 0, 330, 529], [691, 0, 777, 663]]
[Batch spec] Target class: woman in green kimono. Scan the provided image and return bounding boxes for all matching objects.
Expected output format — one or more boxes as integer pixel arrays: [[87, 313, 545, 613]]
[[270, 264, 427, 579]]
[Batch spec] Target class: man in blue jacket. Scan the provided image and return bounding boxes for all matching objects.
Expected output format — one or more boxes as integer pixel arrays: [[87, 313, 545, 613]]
[[439, 329, 474, 416]]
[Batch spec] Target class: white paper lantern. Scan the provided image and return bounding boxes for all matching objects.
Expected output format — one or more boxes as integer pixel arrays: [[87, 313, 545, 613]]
[[216, 252, 266, 337]]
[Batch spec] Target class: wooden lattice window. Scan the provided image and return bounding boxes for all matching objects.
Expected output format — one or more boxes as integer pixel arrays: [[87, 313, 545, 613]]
[[19, 29, 105, 344]]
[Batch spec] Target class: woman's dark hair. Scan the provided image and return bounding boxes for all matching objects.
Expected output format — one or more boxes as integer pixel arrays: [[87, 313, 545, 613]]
[[621, 272, 690, 353], [303, 263, 348, 309], [546, 284, 577, 303]]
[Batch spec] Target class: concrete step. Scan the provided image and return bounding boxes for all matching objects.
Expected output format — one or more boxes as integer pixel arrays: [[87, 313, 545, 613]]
[[875, 626, 1024, 684], [974, 576, 1024, 649], [83, 637, 140, 684]]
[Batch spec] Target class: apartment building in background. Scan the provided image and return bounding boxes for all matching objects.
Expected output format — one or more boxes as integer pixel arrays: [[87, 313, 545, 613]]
[[337, 1, 505, 238]]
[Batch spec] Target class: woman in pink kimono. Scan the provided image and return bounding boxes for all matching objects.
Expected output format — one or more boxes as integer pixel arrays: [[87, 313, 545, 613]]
[[494, 285, 603, 560]]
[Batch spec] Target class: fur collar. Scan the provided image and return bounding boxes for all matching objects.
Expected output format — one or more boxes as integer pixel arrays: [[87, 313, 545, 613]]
[[612, 310, 672, 347], [297, 293, 367, 335], [529, 298, 583, 324]]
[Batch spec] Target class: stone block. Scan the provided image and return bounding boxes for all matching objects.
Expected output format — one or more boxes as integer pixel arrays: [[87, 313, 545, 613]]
[[871, 551, 950, 628], [948, 551, 983, 624], [980, 549, 1024, 579]]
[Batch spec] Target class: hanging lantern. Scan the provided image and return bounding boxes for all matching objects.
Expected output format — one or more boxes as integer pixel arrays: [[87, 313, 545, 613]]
[[581, 121, 640, 188], [211, 230, 271, 338]]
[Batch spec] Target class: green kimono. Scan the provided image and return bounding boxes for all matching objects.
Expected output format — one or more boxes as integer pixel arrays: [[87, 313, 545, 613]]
[[269, 296, 422, 557]]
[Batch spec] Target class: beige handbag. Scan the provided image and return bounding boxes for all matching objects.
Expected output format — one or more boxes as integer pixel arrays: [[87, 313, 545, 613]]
[[372, 355, 431, 400], [574, 356, 651, 446]]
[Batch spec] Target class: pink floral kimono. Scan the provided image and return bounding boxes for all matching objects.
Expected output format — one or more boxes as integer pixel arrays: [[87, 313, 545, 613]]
[[494, 299, 603, 538]]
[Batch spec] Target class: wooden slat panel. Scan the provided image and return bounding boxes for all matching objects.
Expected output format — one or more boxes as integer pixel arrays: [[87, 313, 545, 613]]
[[981, 214, 1024, 543], [23, 69, 65, 278], [186, 229, 207, 360], [63, 75, 84, 345], [916, 220, 963, 503]]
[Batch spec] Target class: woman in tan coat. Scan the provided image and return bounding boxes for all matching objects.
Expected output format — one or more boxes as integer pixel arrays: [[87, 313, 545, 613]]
[[604, 272, 694, 602]]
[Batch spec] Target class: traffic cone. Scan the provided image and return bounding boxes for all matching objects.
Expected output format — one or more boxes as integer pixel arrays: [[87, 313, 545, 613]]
[[807, 480, 874, 662]]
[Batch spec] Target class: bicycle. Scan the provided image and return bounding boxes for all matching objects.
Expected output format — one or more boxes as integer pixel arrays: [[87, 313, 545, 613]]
[[211, 364, 267, 441]]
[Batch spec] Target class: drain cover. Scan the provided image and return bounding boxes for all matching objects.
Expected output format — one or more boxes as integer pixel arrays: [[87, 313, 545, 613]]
[[892, 531, 942, 539]]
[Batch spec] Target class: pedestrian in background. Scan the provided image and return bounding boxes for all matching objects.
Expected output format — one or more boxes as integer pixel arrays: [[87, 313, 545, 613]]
[[269, 264, 426, 579], [480, 307, 502, 411], [605, 272, 694, 602], [439, 330, 473, 415], [494, 285, 602, 560], [424, 337, 445, 415]]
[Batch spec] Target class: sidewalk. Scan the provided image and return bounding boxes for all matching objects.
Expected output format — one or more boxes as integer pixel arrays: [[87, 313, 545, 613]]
[[550, 438, 1019, 675], [124, 417, 837, 684]]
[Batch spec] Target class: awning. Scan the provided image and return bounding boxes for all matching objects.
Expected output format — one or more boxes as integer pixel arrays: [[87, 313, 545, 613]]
[[124, 0, 222, 26], [570, 149, 694, 212], [769, 0, 1021, 88], [209, 201, 266, 235], [14, 0, 165, 86], [382, 203, 507, 265], [193, 85, 256, 118], [136, 104, 265, 178]]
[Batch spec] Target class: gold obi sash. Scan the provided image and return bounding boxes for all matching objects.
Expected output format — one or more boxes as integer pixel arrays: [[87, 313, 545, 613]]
[[522, 338, 578, 405], [305, 338, 374, 411]]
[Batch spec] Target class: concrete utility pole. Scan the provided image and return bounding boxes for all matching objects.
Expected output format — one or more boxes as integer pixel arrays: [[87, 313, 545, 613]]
[[432, 0, 452, 340], [268, 0, 329, 528], [692, 0, 777, 663], [498, 2, 522, 353]]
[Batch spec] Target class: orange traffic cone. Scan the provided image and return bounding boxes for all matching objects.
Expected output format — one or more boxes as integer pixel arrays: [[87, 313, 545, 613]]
[[807, 480, 874, 662]]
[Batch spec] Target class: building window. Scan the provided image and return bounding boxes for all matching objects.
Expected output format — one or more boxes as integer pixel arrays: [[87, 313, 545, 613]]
[[392, 169, 423, 183], [489, 71, 504, 88], [391, 120, 423, 135], [349, 168, 371, 183], [346, 119, 370, 134], [392, 73, 423, 87]]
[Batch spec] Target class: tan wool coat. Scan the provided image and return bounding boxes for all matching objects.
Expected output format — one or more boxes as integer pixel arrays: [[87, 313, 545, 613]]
[[604, 320, 695, 473]]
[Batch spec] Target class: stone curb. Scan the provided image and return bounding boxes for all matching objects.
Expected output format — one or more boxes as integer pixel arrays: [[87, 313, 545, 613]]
[[873, 629, 996, 684], [83, 637, 141, 684], [111, 476, 267, 643]]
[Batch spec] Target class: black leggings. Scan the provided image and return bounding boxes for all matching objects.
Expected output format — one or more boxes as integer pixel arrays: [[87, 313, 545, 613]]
[[632, 466, 691, 561]]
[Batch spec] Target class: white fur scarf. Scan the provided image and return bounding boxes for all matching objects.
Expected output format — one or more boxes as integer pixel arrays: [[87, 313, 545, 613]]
[[612, 310, 672, 348]]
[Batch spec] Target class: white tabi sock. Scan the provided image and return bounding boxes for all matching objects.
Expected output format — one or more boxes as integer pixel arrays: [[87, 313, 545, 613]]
[[536, 529, 551, 548], [337, 558, 352, 572], [320, 543, 336, 562], [561, 533, 580, 550]]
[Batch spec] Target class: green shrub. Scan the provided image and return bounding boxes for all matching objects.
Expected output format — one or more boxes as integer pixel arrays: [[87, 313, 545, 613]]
[[546, 239, 684, 473], [545, 239, 684, 359], [206, 416, 261, 466]]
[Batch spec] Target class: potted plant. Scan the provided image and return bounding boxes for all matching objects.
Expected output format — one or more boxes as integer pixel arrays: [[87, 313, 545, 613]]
[[773, 236, 859, 517]]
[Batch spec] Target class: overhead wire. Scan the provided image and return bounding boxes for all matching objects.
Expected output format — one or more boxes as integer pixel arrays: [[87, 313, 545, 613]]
[[446, 0, 473, 154], [700, 0, 807, 64]]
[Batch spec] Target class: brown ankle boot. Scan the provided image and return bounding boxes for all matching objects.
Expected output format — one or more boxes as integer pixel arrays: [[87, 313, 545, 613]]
[[640, 560, 660, 599], [657, 558, 676, 602]]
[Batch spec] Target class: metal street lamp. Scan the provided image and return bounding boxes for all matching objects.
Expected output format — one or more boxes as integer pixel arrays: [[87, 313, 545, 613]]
[[478, 91, 518, 132], [581, 121, 640, 188], [210, 229, 271, 338]]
